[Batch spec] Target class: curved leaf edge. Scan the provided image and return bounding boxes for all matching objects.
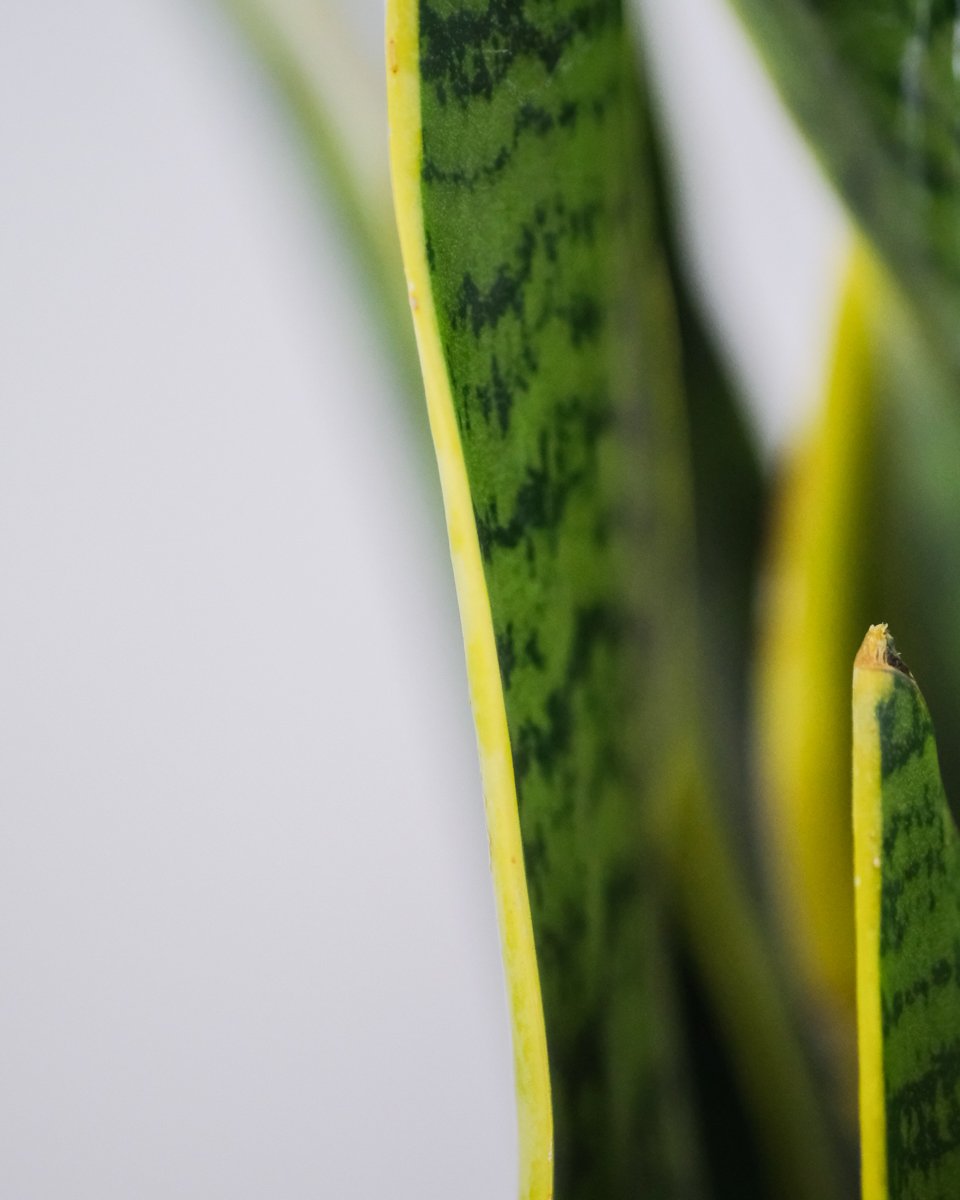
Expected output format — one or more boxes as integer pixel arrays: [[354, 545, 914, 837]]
[[853, 623, 960, 1199], [385, 4, 552, 1196]]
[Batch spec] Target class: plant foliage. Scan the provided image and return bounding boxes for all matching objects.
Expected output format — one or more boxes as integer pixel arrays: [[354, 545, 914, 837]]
[[232, 0, 960, 1196]]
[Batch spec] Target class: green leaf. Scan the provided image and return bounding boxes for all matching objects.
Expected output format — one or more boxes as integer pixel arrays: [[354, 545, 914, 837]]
[[723, 0, 960, 378], [753, 243, 960, 1185], [387, 3, 703, 1195], [662, 178, 844, 1200], [852, 624, 960, 1200], [872, 296, 960, 812], [387, 2, 843, 1197], [755, 246, 879, 1028], [680, 285, 767, 879], [713, 0, 960, 891]]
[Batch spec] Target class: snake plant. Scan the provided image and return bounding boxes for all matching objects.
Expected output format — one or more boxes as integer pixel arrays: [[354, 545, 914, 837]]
[[234, 1, 960, 1196]]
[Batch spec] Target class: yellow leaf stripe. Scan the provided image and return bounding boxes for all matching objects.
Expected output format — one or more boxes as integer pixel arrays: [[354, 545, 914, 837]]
[[757, 242, 875, 1027], [385, 4, 552, 1196]]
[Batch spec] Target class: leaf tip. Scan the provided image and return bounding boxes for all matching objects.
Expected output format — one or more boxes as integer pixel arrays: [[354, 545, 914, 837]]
[[855, 623, 913, 678]]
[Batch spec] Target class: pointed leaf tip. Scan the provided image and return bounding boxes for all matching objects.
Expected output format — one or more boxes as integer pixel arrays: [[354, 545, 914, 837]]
[[855, 624, 912, 678]]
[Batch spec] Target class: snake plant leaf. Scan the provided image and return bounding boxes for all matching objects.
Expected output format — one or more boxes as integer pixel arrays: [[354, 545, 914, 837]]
[[387, 2, 845, 1197], [664, 209, 844, 1200], [872, 298, 960, 815], [710, 0, 960, 913], [678, 270, 765, 861], [759, 244, 960, 1150], [386, 2, 706, 1196], [853, 624, 960, 1200], [723, 0, 960, 379], [756, 245, 880, 1030]]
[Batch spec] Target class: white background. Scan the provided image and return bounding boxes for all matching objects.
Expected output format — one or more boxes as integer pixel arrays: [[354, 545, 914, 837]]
[[0, 1, 846, 1195]]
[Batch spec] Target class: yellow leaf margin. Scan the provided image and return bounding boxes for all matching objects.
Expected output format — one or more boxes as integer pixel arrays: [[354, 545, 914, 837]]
[[851, 624, 892, 1200], [385, 4, 553, 1197]]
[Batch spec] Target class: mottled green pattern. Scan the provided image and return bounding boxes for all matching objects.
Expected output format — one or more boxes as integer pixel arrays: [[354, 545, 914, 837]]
[[727, 0, 960, 375], [875, 667, 960, 1197], [417, 2, 699, 1195]]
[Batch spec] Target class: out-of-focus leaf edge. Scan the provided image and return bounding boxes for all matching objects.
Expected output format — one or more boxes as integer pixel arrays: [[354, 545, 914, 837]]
[[651, 98, 847, 1198], [756, 243, 876, 1029], [227, 0, 423, 404], [672, 772, 846, 1200], [722, 0, 960, 384]]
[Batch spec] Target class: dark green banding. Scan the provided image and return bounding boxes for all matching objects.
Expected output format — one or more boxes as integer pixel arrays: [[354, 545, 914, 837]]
[[417, 1, 701, 1194], [874, 668, 960, 1198]]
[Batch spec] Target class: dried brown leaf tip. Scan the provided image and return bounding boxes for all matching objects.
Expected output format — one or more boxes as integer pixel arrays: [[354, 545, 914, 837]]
[[855, 623, 914, 678]]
